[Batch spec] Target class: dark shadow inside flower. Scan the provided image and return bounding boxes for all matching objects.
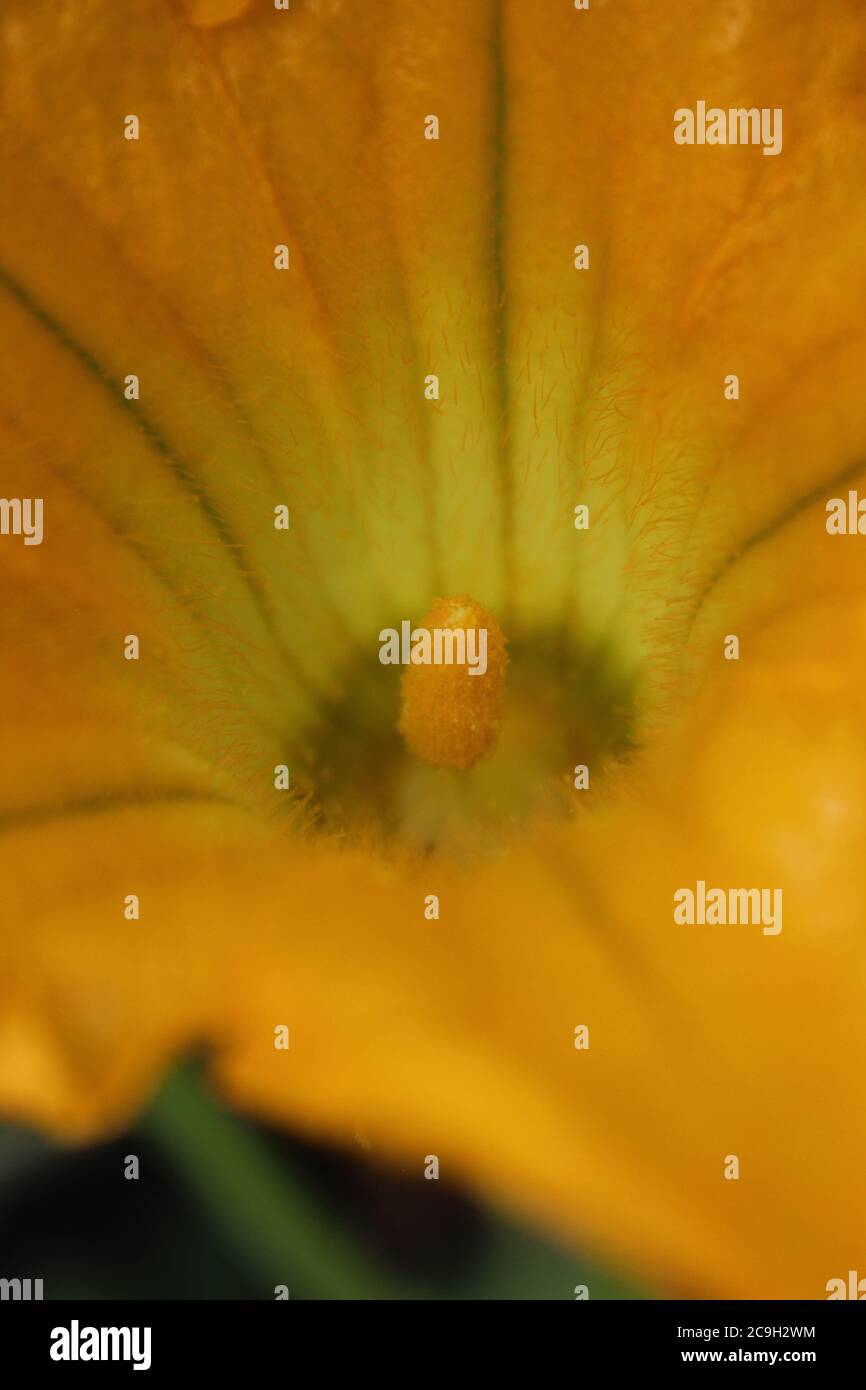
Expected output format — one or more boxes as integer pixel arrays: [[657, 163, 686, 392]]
[[291, 626, 638, 858]]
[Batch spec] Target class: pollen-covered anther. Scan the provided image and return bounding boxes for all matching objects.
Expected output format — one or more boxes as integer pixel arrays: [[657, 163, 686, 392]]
[[398, 596, 508, 771]]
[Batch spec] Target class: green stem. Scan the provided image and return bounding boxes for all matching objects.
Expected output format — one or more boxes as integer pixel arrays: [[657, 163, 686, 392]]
[[141, 1065, 428, 1301]]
